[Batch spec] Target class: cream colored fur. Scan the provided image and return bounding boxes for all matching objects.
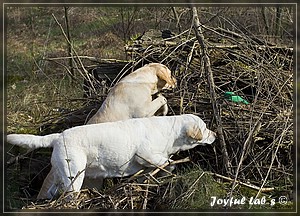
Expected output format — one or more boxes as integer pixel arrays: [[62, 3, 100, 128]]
[[31, 63, 176, 199], [7, 114, 216, 199]]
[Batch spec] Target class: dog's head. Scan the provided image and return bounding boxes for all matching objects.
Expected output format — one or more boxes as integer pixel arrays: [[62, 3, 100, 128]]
[[148, 63, 177, 90], [176, 115, 216, 151], [186, 122, 216, 145]]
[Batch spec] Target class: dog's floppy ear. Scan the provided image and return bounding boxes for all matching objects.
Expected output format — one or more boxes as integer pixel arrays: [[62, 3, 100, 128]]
[[186, 124, 203, 141], [151, 64, 176, 89]]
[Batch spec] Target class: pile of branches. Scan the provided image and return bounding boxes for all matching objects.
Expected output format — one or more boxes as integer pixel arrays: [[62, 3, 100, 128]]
[[124, 26, 293, 192], [23, 163, 223, 210], [21, 23, 292, 209]]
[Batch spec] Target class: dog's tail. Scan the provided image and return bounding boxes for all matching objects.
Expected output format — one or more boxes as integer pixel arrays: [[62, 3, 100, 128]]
[[7, 133, 60, 149]]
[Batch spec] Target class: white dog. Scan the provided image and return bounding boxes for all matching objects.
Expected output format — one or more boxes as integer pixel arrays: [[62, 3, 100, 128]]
[[7, 114, 216, 199], [37, 63, 176, 199]]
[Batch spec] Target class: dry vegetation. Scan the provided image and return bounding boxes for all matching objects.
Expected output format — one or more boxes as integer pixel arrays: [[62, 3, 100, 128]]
[[5, 6, 294, 211]]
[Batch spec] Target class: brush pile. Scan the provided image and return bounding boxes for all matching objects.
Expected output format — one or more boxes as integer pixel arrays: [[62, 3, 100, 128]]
[[21, 25, 293, 209], [124, 27, 293, 181], [24, 168, 225, 209]]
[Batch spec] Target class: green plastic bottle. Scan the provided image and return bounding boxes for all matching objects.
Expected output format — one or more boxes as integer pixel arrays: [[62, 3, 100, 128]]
[[224, 92, 249, 105]]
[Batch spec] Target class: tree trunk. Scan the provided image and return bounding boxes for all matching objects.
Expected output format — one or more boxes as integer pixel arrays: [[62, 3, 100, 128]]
[[191, 7, 232, 174], [64, 7, 74, 78], [275, 6, 282, 38], [261, 7, 269, 36]]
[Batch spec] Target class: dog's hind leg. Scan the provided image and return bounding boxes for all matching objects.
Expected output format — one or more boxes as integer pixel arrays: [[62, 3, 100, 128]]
[[50, 148, 88, 198], [37, 167, 55, 199]]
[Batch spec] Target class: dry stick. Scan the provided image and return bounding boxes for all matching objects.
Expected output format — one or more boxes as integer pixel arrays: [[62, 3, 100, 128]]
[[149, 157, 190, 177], [172, 171, 206, 205], [191, 7, 231, 174], [110, 46, 161, 87], [134, 154, 174, 176], [51, 14, 97, 94], [142, 182, 149, 209], [114, 196, 127, 209], [45, 56, 99, 61], [228, 121, 262, 199], [210, 172, 274, 193], [228, 77, 292, 201], [171, 7, 182, 32], [128, 157, 190, 183], [44, 57, 75, 79], [161, 36, 196, 63], [250, 119, 292, 209]]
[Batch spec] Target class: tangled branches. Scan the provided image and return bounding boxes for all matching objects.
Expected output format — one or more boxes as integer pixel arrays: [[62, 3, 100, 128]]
[[17, 11, 293, 210], [124, 20, 293, 196]]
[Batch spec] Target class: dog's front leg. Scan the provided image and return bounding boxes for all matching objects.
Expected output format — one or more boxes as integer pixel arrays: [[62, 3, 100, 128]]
[[154, 103, 168, 116], [135, 144, 169, 168], [144, 94, 167, 117], [136, 152, 175, 177]]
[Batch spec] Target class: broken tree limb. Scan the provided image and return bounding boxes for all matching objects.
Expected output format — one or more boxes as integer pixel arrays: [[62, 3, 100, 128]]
[[191, 7, 232, 174]]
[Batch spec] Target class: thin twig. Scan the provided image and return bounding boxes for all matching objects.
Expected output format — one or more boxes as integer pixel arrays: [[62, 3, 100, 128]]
[[134, 154, 174, 176], [51, 13, 97, 93], [142, 181, 149, 209], [149, 157, 190, 177], [250, 116, 292, 208], [229, 120, 262, 199], [209, 172, 274, 193]]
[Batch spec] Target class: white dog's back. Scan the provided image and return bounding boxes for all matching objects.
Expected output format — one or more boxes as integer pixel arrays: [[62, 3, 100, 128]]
[[7, 114, 208, 150], [7, 114, 216, 199]]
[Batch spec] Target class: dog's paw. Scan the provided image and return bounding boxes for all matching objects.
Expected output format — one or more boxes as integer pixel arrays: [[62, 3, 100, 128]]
[[157, 94, 167, 104]]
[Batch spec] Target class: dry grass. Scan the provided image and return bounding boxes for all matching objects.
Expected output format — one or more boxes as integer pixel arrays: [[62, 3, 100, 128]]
[[5, 6, 294, 210]]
